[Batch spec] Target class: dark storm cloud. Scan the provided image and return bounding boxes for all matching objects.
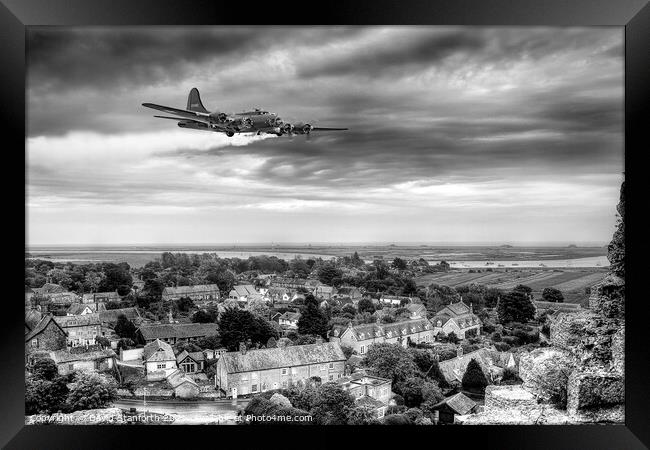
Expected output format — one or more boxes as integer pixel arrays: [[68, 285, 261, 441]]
[[296, 27, 621, 79], [298, 29, 486, 78], [27, 26, 364, 91], [27, 26, 624, 232]]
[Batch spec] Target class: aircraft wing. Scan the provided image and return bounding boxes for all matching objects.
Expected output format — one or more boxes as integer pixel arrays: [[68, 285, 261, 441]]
[[153, 115, 208, 126], [312, 127, 348, 131], [142, 103, 211, 121]]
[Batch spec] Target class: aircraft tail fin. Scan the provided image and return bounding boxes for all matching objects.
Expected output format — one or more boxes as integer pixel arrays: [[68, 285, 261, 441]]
[[187, 88, 208, 113]]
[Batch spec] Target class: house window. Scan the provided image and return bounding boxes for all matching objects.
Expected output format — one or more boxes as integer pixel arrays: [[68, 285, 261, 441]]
[[329, 362, 334, 369], [68, 364, 74, 371], [337, 373, 341, 379], [31, 339, 39, 348], [252, 384, 258, 393], [157, 363, 166, 369], [360, 346, 365, 354], [281, 368, 287, 375], [328, 374, 333, 381]]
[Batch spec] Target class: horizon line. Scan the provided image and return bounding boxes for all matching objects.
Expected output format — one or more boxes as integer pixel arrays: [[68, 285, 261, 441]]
[[26, 241, 609, 248]]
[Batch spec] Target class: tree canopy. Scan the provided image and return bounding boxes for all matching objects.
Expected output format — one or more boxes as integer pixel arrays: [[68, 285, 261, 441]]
[[462, 358, 489, 393], [297, 295, 329, 339], [497, 290, 535, 324]]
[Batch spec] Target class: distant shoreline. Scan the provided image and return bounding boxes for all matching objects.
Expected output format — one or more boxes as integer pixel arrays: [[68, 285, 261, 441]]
[[25, 245, 609, 269]]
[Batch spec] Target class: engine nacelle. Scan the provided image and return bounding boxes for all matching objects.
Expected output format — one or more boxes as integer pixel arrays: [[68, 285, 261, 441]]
[[302, 123, 313, 134], [283, 123, 294, 134]]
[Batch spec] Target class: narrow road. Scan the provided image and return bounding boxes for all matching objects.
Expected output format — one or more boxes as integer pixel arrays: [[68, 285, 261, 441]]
[[113, 398, 250, 425]]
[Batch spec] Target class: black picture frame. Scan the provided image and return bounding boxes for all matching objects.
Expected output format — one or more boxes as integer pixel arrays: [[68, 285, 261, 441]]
[[3, 0, 648, 448]]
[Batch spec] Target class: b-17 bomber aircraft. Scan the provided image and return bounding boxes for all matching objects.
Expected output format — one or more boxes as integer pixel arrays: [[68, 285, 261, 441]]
[[142, 88, 348, 137]]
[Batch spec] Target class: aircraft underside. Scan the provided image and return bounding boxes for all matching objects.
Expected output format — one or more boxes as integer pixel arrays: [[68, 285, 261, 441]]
[[178, 121, 282, 136]]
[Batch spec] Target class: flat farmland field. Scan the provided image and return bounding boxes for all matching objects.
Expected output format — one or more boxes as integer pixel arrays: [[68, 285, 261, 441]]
[[415, 268, 608, 305]]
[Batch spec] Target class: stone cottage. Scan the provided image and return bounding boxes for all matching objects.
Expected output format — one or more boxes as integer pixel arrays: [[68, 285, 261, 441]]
[[216, 342, 346, 398]]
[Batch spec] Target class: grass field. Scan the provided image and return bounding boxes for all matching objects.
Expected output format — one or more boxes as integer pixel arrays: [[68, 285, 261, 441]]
[[415, 268, 608, 306]]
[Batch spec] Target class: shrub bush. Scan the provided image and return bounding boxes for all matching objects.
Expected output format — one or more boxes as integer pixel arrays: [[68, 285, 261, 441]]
[[502, 335, 521, 347], [494, 342, 512, 352]]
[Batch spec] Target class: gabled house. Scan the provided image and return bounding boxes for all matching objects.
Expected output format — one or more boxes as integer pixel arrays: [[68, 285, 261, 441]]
[[228, 284, 261, 303], [313, 285, 337, 300], [137, 323, 218, 345], [49, 348, 117, 376], [25, 314, 67, 356], [143, 338, 178, 381], [330, 318, 435, 355], [67, 303, 103, 316], [161, 284, 220, 303], [82, 291, 121, 304], [266, 287, 291, 303], [431, 300, 481, 339], [405, 303, 427, 319], [278, 311, 301, 330], [429, 392, 478, 424], [167, 368, 200, 398], [54, 313, 102, 347], [338, 372, 393, 418], [216, 342, 346, 398], [437, 347, 511, 385], [176, 350, 207, 374]]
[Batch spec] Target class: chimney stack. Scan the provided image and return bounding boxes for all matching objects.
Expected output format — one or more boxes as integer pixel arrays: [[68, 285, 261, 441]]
[[315, 336, 324, 344], [457, 346, 464, 358], [239, 342, 247, 355]]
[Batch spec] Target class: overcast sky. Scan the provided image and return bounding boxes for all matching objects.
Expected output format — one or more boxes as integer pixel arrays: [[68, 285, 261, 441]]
[[26, 26, 623, 246]]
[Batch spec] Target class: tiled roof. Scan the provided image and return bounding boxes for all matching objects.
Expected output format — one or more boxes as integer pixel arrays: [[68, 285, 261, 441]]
[[82, 292, 121, 302], [162, 284, 220, 296], [220, 342, 345, 374], [67, 304, 95, 315], [167, 369, 199, 389], [138, 323, 218, 340], [99, 307, 142, 324], [406, 304, 427, 316], [231, 285, 258, 297], [175, 349, 206, 364], [441, 301, 471, 316], [346, 318, 432, 341], [25, 315, 66, 342], [438, 348, 499, 384], [314, 285, 335, 294], [431, 392, 477, 415], [49, 348, 116, 363], [143, 339, 175, 361], [54, 313, 101, 328], [47, 292, 81, 304], [279, 311, 300, 321], [25, 310, 43, 330]]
